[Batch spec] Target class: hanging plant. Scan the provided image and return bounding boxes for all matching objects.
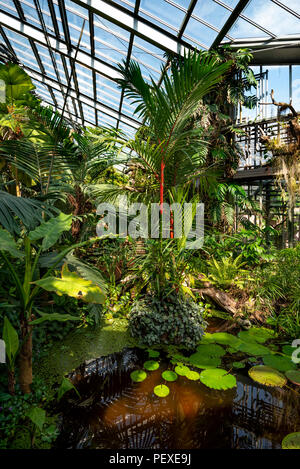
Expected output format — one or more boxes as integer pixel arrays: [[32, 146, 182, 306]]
[[248, 365, 287, 387], [200, 368, 236, 390]]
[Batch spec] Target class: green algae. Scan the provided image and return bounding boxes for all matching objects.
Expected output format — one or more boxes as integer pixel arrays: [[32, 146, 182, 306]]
[[35, 319, 136, 385]]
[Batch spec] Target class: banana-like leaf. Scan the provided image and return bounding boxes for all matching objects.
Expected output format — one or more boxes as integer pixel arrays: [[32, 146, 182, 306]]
[[0, 63, 35, 102], [29, 212, 72, 251], [33, 264, 105, 304], [2, 316, 19, 366], [65, 252, 107, 293], [30, 311, 81, 325], [0, 227, 23, 258]]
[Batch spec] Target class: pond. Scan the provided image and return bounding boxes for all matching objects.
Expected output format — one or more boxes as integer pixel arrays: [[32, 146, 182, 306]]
[[55, 347, 300, 449]]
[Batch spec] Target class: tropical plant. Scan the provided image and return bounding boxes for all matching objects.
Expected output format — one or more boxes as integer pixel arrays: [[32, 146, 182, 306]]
[[201, 253, 251, 290], [0, 212, 107, 394]]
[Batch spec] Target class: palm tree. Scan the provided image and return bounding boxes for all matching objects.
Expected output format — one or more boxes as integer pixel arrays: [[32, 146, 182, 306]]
[[98, 50, 232, 207]]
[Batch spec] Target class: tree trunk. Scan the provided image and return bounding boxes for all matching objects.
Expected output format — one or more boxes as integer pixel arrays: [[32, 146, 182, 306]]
[[193, 286, 238, 315], [19, 318, 33, 394], [7, 369, 15, 395]]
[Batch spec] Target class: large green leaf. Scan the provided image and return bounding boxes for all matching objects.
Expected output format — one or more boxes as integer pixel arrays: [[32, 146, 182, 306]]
[[196, 344, 226, 357], [154, 384, 169, 397], [238, 327, 275, 344], [189, 352, 221, 369], [29, 213, 72, 251], [26, 406, 46, 432], [285, 370, 300, 386], [0, 63, 35, 102], [57, 377, 80, 400], [33, 264, 105, 304], [144, 360, 159, 371], [2, 316, 19, 366], [0, 228, 23, 258], [238, 341, 270, 356], [200, 368, 237, 390], [162, 370, 177, 382], [209, 332, 241, 348], [130, 370, 147, 382], [65, 252, 107, 293]]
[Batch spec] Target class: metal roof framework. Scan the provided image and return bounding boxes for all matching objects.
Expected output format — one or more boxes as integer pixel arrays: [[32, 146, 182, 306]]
[[0, 0, 300, 131]]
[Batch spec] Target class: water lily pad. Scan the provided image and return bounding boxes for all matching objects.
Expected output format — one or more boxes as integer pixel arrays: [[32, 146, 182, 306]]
[[282, 432, 300, 449], [162, 370, 178, 382], [185, 370, 200, 381], [130, 370, 147, 382], [148, 349, 160, 358], [189, 352, 221, 369], [175, 365, 190, 376], [196, 344, 225, 357], [285, 370, 300, 386], [263, 354, 297, 372], [238, 341, 270, 356], [200, 332, 216, 344], [232, 361, 246, 369], [238, 327, 274, 344], [144, 360, 160, 371], [282, 345, 294, 357], [154, 384, 169, 397], [248, 357, 257, 363], [248, 365, 287, 387], [210, 332, 241, 347], [200, 368, 236, 390]]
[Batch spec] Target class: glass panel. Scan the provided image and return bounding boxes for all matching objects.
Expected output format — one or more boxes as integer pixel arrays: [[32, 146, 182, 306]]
[[118, 120, 136, 138], [112, 0, 135, 12], [19, 1, 41, 27], [82, 103, 96, 124], [2, 28, 40, 72], [97, 111, 117, 128], [94, 16, 129, 67], [228, 16, 271, 39], [263, 65, 290, 118], [184, 18, 218, 48], [282, 0, 300, 15], [96, 75, 121, 110], [140, 0, 185, 33], [75, 64, 93, 98], [0, 0, 17, 15], [192, 0, 232, 30], [292, 65, 300, 112], [242, 0, 300, 36]]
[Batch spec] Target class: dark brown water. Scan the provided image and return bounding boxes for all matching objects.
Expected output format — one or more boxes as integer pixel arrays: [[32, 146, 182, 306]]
[[56, 348, 300, 449]]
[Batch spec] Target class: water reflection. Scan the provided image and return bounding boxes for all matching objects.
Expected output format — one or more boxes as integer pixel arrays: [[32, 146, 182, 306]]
[[56, 348, 300, 449]]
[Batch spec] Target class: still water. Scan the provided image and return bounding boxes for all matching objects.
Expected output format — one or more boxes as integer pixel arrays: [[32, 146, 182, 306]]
[[56, 348, 300, 449]]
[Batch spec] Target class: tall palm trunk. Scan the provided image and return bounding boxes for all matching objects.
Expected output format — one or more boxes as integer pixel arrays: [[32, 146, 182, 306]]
[[19, 316, 33, 394]]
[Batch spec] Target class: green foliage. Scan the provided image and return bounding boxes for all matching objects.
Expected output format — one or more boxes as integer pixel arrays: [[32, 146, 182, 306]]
[[237, 341, 270, 356], [202, 254, 251, 290], [129, 293, 207, 349], [232, 361, 245, 369], [185, 370, 200, 381], [196, 344, 226, 357], [29, 212, 72, 251], [0, 63, 35, 103], [203, 332, 241, 347], [26, 406, 46, 432], [57, 377, 80, 400], [285, 370, 300, 386], [188, 352, 221, 369], [199, 368, 237, 390], [2, 317, 19, 370], [238, 327, 275, 344]]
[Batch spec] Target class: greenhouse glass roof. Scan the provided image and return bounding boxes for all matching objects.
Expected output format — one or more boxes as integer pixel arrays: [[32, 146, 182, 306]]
[[0, 0, 300, 130]]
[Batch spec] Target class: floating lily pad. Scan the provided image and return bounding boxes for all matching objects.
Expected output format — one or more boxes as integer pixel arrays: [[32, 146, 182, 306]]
[[248, 365, 287, 387], [154, 384, 169, 397], [200, 332, 216, 344], [285, 370, 300, 386], [175, 365, 190, 376], [248, 357, 257, 363], [144, 360, 160, 371], [238, 327, 274, 344], [232, 361, 246, 369], [282, 432, 300, 449], [196, 344, 225, 357], [189, 352, 221, 369], [162, 370, 178, 382], [148, 349, 160, 358], [238, 341, 270, 356], [130, 370, 147, 382], [200, 368, 236, 390], [210, 332, 241, 347], [263, 354, 297, 372], [185, 370, 200, 381], [228, 347, 239, 354]]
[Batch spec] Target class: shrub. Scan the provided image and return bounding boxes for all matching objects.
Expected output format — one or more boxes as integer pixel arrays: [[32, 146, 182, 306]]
[[129, 294, 207, 350]]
